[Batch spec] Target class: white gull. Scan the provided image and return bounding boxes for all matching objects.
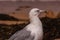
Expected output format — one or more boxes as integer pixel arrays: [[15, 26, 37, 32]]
[[8, 8, 45, 40]]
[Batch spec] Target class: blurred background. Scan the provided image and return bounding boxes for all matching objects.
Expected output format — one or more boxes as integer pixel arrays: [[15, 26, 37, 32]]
[[0, 0, 60, 40], [0, 0, 60, 1]]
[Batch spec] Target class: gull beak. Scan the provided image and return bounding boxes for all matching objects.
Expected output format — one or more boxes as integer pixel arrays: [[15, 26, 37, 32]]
[[40, 10, 45, 12], [39, 10, 47, 18], [40, 10, 47, 13]]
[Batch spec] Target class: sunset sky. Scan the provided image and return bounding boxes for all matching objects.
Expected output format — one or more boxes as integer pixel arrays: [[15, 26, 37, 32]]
[[0, 0, 60, 1], [0, 1, 60, 13]]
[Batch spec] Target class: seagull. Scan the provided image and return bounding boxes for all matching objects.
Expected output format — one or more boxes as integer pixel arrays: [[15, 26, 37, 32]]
[[8, 8, 45, 40]]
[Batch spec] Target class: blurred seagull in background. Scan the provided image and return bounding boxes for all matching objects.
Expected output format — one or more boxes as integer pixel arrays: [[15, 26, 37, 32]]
[[8, 8, 45, 40]]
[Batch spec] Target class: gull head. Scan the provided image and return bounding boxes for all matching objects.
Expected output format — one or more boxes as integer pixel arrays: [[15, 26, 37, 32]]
[[29, 8, 45, 17]]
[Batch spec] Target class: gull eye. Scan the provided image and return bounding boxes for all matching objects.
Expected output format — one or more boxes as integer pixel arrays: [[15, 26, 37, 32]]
[[36, 10, 40, 12]]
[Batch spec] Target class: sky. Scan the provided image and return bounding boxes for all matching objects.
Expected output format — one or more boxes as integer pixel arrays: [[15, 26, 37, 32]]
[[0, 1, 60, 13], [0, 0, 60, 1]]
